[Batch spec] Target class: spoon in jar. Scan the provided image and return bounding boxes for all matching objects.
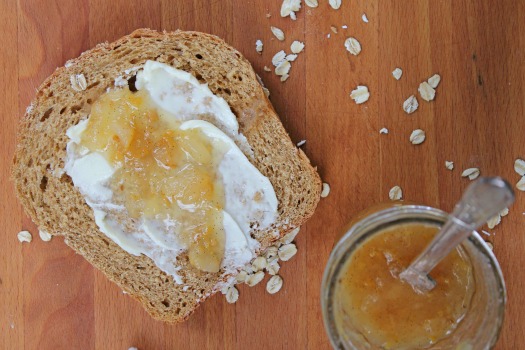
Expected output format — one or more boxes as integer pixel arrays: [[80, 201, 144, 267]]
[[400, 177, 514, 294]]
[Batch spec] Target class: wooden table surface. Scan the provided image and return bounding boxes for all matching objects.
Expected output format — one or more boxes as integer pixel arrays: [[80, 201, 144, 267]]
[[2, 0, 524, 349]]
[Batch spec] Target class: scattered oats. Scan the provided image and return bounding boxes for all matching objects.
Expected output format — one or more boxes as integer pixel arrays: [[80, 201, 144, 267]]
[[266, 275, 284, 294], [516, 176, 525, 191], [267, 254, 279, 266], [272, 50, 287, 66], [281, 0, 301, 18], [403, 95, 419, 114], [321, 182, 331, 198], [461, 168, 480, 180], [486, 241, 494, 251], [262, 87, 270, 98], [409, 129, 426, 145], [342, 25, 348, 29], [487, 215, 501, 229], [344, 37, 361, 55], [331, 26, 338, 34], [280, 74, 290, 82], [263, 66, 272, 72], [266, 261, 281, 275], [255, 39, 263, 54], [514, 159, 525, 176], [266, 12, 271, 18], [379, 128, 389, 134], [252, 256, 267, 272], [290, 40, 305, 54], [225, 286, 239, 303], [297, 139, 306, 147], [17, 230, 32, 243], [275, 60, 291, 76], [64, 60, 74, 68], [264, 246, 279, 260], [236, 270, 248, 284], [481, 230, 491, 237], [445, 161, 454, 170], [290, 11, 297, 20], [278, 243, 298, 261], [38, 229, 52, 242], [350, 85, 370, 104], [327, 33, 331, 39], [427, 74, 441, 88], [221, 283, 232, 294], [246, 271, 265, 287], [392, 68, 403, 80], [128, 347, 138, 350], [500, 208, 509, 217], [362, 13, 369, 23], [243, 264, 255, 274], [281, 227, 300, 245], [286, 54, 298, 62], [329, 0, 342, 10], [271, 26, 285, 41], [70, 74, 87, 91], [305, 0, 318, 7], [418, 81, 436, 102], [389, 186, 403, 200]]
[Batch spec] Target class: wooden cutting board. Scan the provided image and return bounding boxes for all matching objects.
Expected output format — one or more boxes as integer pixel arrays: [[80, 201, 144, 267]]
[[2, 0, 524, 348]]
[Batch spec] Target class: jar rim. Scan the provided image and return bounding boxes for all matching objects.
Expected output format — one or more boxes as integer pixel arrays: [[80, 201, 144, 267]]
[[321, 204, 507, 350]]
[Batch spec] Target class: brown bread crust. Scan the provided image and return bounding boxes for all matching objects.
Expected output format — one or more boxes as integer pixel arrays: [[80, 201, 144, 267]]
[[12, 29, 321, 322]]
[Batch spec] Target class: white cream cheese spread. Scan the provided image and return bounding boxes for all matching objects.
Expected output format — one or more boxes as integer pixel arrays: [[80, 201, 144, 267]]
[[64, 61, 278, 284]]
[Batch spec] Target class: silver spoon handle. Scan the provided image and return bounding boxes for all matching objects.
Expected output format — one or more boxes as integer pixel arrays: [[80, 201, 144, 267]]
[[408, 177, 514, 276]]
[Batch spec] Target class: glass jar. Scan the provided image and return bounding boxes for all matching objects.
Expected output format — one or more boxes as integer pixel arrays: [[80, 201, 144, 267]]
[[321, 205, 506, 350]]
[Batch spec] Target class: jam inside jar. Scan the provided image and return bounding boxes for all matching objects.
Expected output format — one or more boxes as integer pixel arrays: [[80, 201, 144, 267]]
[[322, 205, 506, 350]]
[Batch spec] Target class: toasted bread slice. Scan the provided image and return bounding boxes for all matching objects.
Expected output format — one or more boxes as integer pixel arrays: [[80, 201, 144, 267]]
[[12, 29, 321, 322]]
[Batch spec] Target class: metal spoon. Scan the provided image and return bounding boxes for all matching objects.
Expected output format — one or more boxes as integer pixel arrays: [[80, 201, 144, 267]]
[[400, 177, 514, 293]]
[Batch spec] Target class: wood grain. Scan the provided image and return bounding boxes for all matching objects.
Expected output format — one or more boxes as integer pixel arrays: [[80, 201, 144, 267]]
[[2, 0, 524, 349]]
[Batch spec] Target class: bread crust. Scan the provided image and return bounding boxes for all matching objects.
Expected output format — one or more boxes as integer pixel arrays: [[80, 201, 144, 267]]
[[12, 29, 321, 322]]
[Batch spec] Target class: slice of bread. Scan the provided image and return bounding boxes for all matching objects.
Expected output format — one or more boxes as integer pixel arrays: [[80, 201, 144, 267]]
[[12, 29, 321, 323]]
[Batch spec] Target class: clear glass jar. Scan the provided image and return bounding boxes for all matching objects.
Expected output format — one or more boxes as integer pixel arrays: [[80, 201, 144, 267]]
[[321, 205, 506, 350]]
